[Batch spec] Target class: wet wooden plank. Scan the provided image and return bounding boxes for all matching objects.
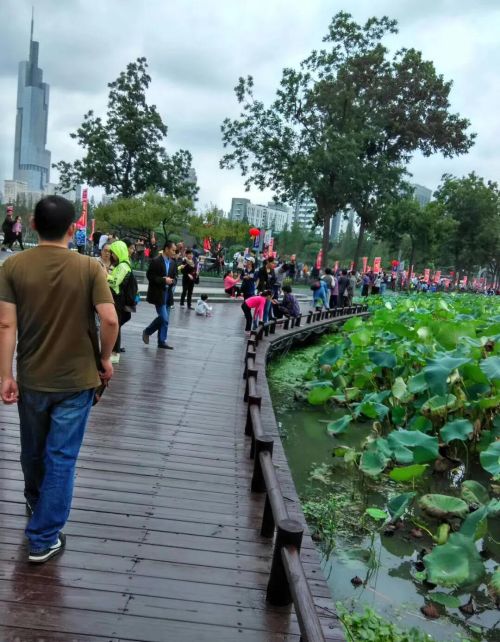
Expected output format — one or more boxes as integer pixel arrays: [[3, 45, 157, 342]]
[[0, 305, 343, 640]]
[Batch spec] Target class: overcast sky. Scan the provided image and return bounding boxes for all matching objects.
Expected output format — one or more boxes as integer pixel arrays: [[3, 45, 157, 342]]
[[1, 0, 499, 212]]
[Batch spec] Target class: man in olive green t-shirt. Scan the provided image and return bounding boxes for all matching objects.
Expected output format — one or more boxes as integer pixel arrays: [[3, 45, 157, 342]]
[[0, 195, 119, 564]]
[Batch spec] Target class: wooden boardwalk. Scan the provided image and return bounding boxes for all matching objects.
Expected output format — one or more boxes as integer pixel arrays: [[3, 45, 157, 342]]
[[0, 304, 344, 641]]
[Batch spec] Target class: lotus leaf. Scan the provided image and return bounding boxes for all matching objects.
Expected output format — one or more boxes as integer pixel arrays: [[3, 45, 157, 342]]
[[343, 317, 363, 332], [423, 355, 470, 396], [461, 480, 490, 506], [423, 533, 485, 588], [440, 419, 474, 444], [307, 383, 334, 405], [480, 356, 500, 382], [480, 440, 500, 476], [407, 372, 428, 394], [364, 507, 388, 521], [360, 449, 390, 477], [391, 377, 408, 400], [460, 506, 488, 541], [429, 593, 461, 608], [488, 498, 500, 516], [389, 464, 428, 482], [391, 406, 406, 426], [387, 430, 439, 465], [421, 394, 457, 417], [461, 363, 489, 385], [387, 492, 416, 521], [418, 494, 469, 519], [327, 415, 352, 435], [407, 415, 433, 433], [369, 350, 397, 369], [478, 394, 500, 409], [356, 401, 389, 421], [319, 345, 344, 366], [350, 328, 372, 347]]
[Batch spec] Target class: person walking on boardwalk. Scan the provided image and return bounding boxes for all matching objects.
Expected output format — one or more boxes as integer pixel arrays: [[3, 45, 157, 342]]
[[107, 240, 133, 362], [142, 240, 177, 349], [0, 195, 118, 564]]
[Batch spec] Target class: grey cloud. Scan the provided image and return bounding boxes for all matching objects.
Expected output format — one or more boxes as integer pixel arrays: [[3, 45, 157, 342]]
[[1, 0, 500, 212]]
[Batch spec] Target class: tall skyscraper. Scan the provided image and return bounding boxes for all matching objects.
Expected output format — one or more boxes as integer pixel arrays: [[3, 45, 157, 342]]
[[13, 13, 51, 192]]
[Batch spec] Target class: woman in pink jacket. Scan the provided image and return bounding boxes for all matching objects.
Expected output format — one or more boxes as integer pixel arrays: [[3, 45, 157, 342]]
[[241, 290, 274, 334], [224, 270, 241, 297]]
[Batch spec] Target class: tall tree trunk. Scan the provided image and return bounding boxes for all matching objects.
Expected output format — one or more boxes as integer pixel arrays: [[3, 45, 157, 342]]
[[353, 218, 366, 270], [321, 212, 331, 268]]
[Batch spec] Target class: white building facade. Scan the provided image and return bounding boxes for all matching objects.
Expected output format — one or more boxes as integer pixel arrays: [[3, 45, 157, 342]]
[[229, 198, 292, 233]]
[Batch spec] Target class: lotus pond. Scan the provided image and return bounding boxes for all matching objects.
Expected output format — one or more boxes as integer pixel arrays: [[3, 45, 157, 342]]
[[268, 294, 500, 642]]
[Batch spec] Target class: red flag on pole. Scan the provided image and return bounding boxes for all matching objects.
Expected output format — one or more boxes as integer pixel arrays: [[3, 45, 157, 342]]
[[424, 268, 430, 283], [362, 257, 368, 272], [76, 188, 88, 229], [315, 249, 323, 269], [373, 257, 381, 274]]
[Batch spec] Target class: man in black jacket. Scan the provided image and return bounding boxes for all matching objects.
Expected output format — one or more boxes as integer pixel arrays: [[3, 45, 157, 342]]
[[142, 241, 177, 349]]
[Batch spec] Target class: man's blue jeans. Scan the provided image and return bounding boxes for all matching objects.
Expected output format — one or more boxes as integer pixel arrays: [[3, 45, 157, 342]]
[[145, 301, 170, 344], [18, 387, 94, 552]]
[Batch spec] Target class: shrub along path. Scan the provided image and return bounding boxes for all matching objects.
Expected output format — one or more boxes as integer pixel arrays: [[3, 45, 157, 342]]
[[0, 304, 344, 641]]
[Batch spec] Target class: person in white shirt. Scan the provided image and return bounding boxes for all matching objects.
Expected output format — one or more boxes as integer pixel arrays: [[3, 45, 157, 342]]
[[195, 294, 212, 317]]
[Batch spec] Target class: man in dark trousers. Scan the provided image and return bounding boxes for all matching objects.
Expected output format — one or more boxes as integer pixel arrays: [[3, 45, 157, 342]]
[[0, 195, 119, 563], [142, 240, 177, 349]]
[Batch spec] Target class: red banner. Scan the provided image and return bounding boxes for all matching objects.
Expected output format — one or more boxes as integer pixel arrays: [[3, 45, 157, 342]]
[[362, 257, 368, 273], [203, 237, 211, 252], [334, 260, 339, 272], [76, 188, 88, 229], [349, 261, 354, 272], [373, 257, 381, 274], [434, 270, 441, 283], [424, 268, 430, 283], [315, 249, 323, 270]]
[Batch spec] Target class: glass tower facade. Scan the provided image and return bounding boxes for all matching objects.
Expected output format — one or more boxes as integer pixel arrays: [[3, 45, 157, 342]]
[[13, 18, 51, 192]]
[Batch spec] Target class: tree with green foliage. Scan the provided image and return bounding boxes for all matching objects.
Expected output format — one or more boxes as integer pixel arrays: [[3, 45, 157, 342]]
[[220, 12, 474, 267], [433, 173, 500, 281], [188, 205, 249, 249], [274, 220, 319, 257], [94, 191, 193, 243], [377, 196, 456, 278], [54, 57, 196, 200]]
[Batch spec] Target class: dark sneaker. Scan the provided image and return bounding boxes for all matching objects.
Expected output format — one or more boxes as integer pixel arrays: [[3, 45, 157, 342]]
[[158, 343, 174, 350], [142, 330, 149, 345], [28, 533, 66, 564]]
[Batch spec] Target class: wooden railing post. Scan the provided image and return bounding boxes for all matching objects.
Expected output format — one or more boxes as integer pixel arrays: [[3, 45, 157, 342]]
[[251, 435, 274, 492], [283, 318, 290, 330], [295, 314, 302, 327], [266, 519, 304, 606], [245, 397, 261, 441], [306, 311, 312, 324], [270, 319, 277, 334]]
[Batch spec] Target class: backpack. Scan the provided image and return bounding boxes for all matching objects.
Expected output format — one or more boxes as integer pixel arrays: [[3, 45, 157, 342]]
[[119, 270, 139, 311], [310, 281, 321, 291]]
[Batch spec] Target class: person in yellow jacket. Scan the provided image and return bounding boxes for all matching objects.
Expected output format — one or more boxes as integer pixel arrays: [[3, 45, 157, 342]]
[[107, 240, 132, 363]]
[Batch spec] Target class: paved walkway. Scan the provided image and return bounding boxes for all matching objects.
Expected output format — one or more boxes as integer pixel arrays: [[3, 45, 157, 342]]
[[0, 304, 343, 641]]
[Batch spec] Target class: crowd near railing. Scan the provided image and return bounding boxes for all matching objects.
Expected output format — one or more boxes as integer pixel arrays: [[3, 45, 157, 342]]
[[242, 303, 369, 642]]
